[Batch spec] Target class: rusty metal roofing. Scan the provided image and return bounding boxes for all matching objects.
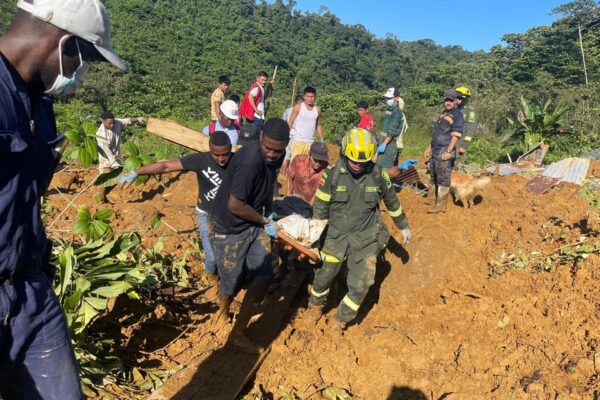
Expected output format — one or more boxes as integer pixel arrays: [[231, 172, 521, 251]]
[[525, 176, 561, 195], [517, 143, 549, 164], [540, 157, 590, 185], [395, 166, 421, 185]]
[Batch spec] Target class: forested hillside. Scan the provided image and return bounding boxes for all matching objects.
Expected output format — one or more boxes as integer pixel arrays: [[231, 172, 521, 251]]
[[2, 0, 600, 162]]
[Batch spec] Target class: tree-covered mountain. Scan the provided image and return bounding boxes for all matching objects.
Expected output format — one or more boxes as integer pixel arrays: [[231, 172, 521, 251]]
[[2, 0, 600, 161]]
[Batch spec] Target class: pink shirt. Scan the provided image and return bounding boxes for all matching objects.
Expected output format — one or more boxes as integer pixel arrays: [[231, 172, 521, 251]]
[[289, 154, 326, 203]]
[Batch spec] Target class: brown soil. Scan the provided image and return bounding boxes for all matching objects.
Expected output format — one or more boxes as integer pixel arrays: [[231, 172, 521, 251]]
[[46, 158, 600, 400]]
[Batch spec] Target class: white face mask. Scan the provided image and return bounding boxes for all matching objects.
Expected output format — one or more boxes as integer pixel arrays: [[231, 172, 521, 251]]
[[45, 35, 90, 97], [386, 99, 395, 107]]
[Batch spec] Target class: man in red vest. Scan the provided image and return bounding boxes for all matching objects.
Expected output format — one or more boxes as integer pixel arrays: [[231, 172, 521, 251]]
[[239, 71, 273, 133]]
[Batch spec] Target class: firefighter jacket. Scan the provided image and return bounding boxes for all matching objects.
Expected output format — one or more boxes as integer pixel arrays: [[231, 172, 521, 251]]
[[457, 103, 477, 150], [431, 108, 464, 156], [313, 159, 409, 260]]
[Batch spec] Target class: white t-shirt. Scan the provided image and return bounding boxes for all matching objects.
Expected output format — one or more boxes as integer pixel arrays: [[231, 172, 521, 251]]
[[96, 118, 132, 170], [249, 84, 265, 120], [290, 102, 319, 143]]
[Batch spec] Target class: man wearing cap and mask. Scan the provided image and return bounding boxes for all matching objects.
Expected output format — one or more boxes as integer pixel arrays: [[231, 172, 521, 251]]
[[377, 87, 406, 169], [0, 1, 126, 398], [202, 100, 241, 146], [423, 89, 465, 213]]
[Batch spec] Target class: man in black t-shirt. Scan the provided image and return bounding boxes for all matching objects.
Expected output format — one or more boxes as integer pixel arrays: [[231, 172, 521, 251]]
[[209, 118, 289, 353], [120, 131, 233, 282]]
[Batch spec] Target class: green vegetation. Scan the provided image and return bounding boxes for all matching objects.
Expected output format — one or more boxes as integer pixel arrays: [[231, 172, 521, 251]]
[[51, 209, 188, 396], [3, 0, 599, 164]]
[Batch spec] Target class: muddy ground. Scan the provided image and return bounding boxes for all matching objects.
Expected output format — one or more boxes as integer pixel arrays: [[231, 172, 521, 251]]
[[46, 158, 600, 400]]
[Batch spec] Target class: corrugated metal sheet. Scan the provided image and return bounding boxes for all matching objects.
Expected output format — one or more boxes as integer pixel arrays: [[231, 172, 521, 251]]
[[540, 157, 590, 185], [484, 162, 544, 176], [517, 143, 549, 164], [526, 176, 561, 195], [395, 166, 421, 185]]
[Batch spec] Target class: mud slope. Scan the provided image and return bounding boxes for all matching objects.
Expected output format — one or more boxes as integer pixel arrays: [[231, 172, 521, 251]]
[[46, 164, 600, 400]]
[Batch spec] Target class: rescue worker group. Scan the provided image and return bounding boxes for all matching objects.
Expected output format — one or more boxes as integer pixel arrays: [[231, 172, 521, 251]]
[[0, 1, 478, 397]]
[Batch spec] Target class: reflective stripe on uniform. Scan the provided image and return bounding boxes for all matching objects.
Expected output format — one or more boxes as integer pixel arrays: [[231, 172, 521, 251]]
[[443, 116, 454, 124], [450, 131, 462, 138], [342, 295, 359, 312], [320, 251, 341, 263], [315, 189, 331, 202], [310, 287, 330, 298], [389, 206, 403, 218]]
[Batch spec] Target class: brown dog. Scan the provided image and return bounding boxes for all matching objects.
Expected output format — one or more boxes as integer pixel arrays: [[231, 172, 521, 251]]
[[450, 172, 491, 208]]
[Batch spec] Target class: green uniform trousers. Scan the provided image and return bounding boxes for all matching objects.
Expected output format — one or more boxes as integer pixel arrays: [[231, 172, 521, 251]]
[[309, 251, 377, 323], [376, 140, 399, 169]]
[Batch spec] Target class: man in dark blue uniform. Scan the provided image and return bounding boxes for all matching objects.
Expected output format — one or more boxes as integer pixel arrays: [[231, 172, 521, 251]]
[[423, 89, 464, 213], [0, 1, 125, 398]]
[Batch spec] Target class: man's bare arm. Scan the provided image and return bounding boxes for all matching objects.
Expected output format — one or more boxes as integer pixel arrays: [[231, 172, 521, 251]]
[[228, 195, 268, 224], [134, 160, 183, 175]]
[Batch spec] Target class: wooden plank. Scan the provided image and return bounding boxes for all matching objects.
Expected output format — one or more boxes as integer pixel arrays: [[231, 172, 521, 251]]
[[277, 230, 319, 261], [150, 268, 309, 400], [146, 117, 210, 153]]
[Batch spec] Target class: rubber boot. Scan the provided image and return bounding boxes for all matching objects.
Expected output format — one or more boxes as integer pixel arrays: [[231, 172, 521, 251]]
[[327, 318, 346, 338], [212, 290, 232, 328], [204, 271, 219, 286], [429, 186, 450, 214], [305, 302, 325, 326], [426, 184, 437, 206]]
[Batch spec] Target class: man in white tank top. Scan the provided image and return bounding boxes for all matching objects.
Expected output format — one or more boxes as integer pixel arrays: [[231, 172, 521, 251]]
[[288, 87, 324, 160]]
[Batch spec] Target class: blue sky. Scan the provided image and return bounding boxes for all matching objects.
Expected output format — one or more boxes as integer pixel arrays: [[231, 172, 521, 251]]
[[284, 0, 568, 52]]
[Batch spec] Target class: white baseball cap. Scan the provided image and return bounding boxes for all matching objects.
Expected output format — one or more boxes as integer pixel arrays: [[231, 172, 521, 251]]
[[17, 0, 126, 71], [384, 87, 399, 98], [220, 100, 239, 120]]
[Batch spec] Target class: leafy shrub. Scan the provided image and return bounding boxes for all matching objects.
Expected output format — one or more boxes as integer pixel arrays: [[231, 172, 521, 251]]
[[50, 209, 188, 395]]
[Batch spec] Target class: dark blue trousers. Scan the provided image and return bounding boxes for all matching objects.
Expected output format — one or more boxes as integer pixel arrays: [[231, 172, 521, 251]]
[[210, 226, 274, 297], [0, 273, 82, 400]]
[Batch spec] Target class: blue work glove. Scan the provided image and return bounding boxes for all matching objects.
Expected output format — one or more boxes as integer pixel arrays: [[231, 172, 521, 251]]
[[401, 228, 411, 245], [265, 219, 278, 238], [377, 144, 387, 153], [398, 159, 419, 170], [119, 171, 138, 184], [266, 211, 280, 220]]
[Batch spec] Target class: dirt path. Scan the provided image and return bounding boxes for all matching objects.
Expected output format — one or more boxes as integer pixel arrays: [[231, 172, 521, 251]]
[[46, 162, 600, 400]]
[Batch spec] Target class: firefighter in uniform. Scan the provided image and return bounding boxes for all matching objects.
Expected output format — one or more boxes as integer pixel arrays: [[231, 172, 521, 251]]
[[454, 86, 476, 169], [424, 89, 465, 213], [308, 128, 411, 330]]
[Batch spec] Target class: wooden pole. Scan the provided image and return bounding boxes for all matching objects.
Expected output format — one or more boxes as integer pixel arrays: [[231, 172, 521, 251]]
[[264, 65, 278, 118], [290, 76, 297, 107], [578, 24, 589, 88]]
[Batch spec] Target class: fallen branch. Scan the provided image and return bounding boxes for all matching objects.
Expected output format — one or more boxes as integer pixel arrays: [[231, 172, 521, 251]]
[[50, 183, 79, 209], [48, 173, 100, 229]]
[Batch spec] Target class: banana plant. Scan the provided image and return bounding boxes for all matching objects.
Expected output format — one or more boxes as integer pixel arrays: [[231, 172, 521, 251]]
[[508, 97, 570, 151], [50, 211, 189, 395]]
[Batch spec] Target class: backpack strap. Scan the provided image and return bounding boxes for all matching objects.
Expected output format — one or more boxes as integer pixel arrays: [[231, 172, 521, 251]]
[[330, 159, 344, 191]]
